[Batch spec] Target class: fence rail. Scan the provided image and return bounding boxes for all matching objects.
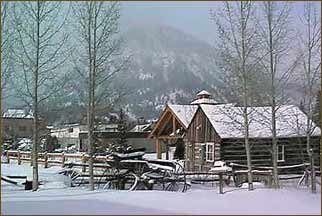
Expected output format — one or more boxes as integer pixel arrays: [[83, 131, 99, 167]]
[[3, 150, 108, 170]]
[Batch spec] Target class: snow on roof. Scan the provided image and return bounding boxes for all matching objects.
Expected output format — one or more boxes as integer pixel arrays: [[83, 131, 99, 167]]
[[200, 104, 321, 138], [3, 109, 33, 118], [197, 90, 211, 96], [168, 104, 198, 128], [130, 123, 152, 132], [191, 98, 219, 105]]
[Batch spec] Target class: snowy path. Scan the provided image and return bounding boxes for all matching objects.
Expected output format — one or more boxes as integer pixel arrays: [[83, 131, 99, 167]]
[[1, 162, 321, 215]]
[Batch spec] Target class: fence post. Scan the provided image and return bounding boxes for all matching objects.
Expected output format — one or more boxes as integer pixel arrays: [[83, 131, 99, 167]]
[[304, 168, 309, 186], [218, 173, 224, 194], [82, 153, 86, 173], [18, 151, 21, 165], [267, 170, 273, 188], [44, 152, 48, 168], [6, 151, 10, 163], [310, 149, 316, 193], [61, 152, 65, 168]]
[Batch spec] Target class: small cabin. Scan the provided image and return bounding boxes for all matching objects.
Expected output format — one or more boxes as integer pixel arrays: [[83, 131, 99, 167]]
[[185, 103, 321, 171], [2, 109, 48, 142]]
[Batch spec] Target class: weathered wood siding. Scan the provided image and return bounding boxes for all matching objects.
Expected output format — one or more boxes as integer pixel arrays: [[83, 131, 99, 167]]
[[221, 136, 320, 168], [185, 108, 221, 171]]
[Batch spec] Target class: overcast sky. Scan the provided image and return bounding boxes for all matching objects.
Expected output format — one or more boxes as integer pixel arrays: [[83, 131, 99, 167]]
[[121, 1, 218, 44], [120, 1, 321, 45]]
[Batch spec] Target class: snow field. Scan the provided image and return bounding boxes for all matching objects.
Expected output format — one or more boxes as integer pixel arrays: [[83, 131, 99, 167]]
[[1, 162, 321, 215]]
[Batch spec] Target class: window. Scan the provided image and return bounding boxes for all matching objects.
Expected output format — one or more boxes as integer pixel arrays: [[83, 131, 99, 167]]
[[206, 143, 214, 162], [277, 145, 285, 162], [199, 144, 206, 162], [68, 128, 74, 133]]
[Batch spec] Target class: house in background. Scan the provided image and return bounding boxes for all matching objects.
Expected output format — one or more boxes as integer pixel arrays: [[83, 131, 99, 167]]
[[185, 103, 321, 171], [50, 124, 86, 151], [2, 109, 48, 145], [79, 122, 156, 152]]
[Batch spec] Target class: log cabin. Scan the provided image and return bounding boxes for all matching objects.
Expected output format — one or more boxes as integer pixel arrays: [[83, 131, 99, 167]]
[[185, 103, 321, 172]]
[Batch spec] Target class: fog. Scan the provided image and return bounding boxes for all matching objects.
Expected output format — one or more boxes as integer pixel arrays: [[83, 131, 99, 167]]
[[120, 1, 320, 45]]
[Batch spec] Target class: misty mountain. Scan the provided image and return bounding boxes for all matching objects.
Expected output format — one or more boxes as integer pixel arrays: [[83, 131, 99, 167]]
[[115, 24, 226, 119], [4, 24, 308, 124]]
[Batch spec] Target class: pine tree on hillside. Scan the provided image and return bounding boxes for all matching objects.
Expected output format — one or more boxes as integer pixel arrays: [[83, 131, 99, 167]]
[[116, 108, 129, 152]]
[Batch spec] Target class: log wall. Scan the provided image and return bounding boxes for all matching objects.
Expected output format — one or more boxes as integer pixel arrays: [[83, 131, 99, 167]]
[[221, 136, 321, 168], [185, 108, 321, 172]]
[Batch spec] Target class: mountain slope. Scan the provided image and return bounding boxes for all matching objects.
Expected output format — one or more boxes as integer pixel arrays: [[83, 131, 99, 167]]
[[116, 24, 225, 119]]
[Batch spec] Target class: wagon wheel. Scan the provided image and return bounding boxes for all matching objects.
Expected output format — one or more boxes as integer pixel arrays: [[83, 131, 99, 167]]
[[96, 165, 115, 189], [102, 168, 138, 191], [118, 172, 139, 191], [101, 166, 120, 190], [164, 161, 188, 192], [65, 169, 82, 187]]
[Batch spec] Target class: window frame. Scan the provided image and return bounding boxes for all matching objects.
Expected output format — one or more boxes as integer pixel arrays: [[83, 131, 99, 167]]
[[277, 145, 285, 162], [206, 142, 215, 162]]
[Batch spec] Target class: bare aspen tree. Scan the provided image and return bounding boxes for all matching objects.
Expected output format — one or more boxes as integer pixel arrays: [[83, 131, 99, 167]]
[[11, 1, 69, 191], [258, 2, 299, 188], [211, 1, 261, 191], [1, 2, 14, 99], [297, 2, 321, 193], [1, 2, 9, 120], [297, 2, 321, 156], [72, 1, 129, 191]]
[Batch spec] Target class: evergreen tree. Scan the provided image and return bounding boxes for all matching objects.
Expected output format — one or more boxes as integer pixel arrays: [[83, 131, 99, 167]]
[[173, 139, 185, 160], [116, 108, 129, 152]]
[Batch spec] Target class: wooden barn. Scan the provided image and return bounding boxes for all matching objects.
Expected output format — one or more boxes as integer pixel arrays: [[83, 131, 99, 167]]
[[185, 103, 321, 171], [149, 90, 219, 159]]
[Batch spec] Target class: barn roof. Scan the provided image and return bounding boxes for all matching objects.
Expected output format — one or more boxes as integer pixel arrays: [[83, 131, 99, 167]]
[[168, 104, 198, 128], [3, 109, 33, 119], [200, 104, 321, 139]]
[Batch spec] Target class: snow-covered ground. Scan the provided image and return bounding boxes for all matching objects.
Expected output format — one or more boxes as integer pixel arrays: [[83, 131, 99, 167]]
[[1, 162, 321, 215]]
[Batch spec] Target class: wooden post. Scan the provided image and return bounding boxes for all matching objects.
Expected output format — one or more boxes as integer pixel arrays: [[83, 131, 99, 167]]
[[61, 152, 65, 168], [30, 151, 33, 166], [17, 151, 21, 165], [44, 152, 48, 168], [310, 149, 316, 193], [6, 151, 10, 163], [82, 154, 86, 173], [218, 173, 224, 194], [305, 169, 309, 186], [267, 171, 273, 188], [172, 116, 176, 134], [156, 139, 161, 159], [165, 140, 169, 160]]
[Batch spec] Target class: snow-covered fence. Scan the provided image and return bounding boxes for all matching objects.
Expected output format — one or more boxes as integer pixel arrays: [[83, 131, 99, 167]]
[[229, 162, 320, 190], [229, 162, 320, 173], [4, 151, 108, 169]]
